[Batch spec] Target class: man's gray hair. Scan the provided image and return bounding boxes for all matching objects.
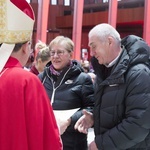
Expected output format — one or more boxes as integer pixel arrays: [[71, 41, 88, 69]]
[[89, 23, 121, 42]]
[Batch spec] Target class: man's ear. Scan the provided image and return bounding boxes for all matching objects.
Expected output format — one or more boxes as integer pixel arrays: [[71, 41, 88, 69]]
[[108, 37, 113, 45], [21, 42, 28, 54]]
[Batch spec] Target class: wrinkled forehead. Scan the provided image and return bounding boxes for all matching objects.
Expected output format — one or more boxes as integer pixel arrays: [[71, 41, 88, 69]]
[[88, 36, 101, 47], [50, 43, 65, 49]]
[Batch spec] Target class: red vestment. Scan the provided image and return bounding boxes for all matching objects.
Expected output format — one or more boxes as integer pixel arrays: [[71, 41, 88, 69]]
[[0, 57, 62, 150]]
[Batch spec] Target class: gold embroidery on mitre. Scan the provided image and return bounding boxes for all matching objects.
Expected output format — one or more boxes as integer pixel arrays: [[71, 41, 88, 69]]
[[0, 0, 33, 43], [0, 21, 6, 29], [0, 0, 7, 42], [0, 0, 6, 29], [1, 31, 31, 43], [0, 32, 5, 40], [0, 11, 5, 19], [0, 0, 5, 6]]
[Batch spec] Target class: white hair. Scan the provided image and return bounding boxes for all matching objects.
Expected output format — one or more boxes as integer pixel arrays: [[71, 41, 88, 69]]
[[88, 23, 121, 43]]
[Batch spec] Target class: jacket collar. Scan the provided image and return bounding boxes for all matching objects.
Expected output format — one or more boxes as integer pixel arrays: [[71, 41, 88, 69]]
[[101, 35, 150, 86]]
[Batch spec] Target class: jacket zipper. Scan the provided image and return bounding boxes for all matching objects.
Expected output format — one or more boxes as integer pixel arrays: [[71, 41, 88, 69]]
[[48, 68, 71, 104], [51, 88, 56, 104]]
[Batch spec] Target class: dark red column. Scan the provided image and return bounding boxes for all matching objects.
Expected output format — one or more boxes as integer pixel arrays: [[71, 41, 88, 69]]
[[108, 0, 118, 28], [36, 0, 49, 45], [143, 0, 150, 46], [72, 0, 84, 61]]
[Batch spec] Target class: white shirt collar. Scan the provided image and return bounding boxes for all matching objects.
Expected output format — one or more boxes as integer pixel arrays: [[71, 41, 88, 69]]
[[105, 48, 123, 68]]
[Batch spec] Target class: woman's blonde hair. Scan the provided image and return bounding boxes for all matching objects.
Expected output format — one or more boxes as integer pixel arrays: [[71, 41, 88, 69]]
[[49, 36, 74, 53], [35, 40, 50, 62], [35, 40, 47, 51]]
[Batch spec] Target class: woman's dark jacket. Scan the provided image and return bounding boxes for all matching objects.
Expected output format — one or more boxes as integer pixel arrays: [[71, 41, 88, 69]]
[[92, 35, 150, 150], [38, 60, 94, 150]]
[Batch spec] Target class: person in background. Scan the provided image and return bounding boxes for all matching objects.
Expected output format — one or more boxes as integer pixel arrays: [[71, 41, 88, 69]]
[[0, 0, 62, 150], [81, 60, 96, 83], [24, 48, 35, 70], [30, 41, 51, 75], [38, 36, 94, 150], [75, 23, 150, 150], [87, 72, 96, 83], [81, 60, 90, 73]]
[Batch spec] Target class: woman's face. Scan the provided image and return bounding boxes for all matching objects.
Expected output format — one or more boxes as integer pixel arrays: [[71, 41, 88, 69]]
[[50, 44, 72, 71], [37, 58, 50, 72]]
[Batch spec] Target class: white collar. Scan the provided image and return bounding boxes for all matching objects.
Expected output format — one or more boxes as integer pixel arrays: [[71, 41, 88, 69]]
[[105, 48, 123, 68]]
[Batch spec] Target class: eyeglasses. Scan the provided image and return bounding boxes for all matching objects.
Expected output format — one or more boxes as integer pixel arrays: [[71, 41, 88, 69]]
[[50, 50, 64, 56]]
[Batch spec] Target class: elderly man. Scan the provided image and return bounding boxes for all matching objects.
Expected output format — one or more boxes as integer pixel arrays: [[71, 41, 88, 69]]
[[75, 23, 150, 150]]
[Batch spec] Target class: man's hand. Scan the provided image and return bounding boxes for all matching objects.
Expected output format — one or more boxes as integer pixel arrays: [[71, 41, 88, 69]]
[[74, 109, 94, 134]]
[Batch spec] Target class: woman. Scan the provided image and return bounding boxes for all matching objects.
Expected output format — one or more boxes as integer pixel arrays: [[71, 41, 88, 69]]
[[30, 41, 51, 75], [38, 36, 94, 150]]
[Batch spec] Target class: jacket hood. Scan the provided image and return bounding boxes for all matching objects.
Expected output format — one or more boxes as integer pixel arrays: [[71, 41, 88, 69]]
[[63, 60, 84, 78], [110, 35, 150, 83], [121, 35, 150, 66], [71, 60, 84, 72]]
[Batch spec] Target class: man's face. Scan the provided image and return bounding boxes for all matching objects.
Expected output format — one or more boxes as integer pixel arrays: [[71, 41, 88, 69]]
[[88, 36, 110, 65]]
